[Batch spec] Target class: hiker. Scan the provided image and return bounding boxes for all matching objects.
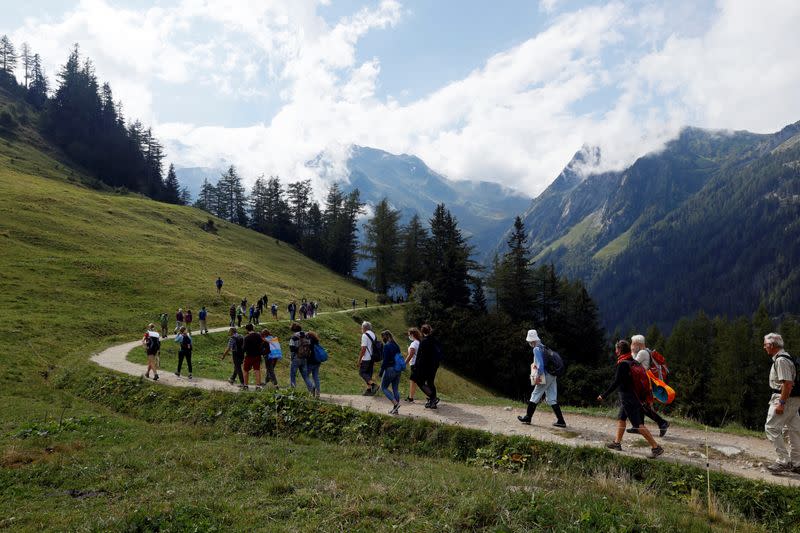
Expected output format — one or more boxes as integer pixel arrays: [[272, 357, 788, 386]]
[[184, 309, 193, 334], [413, 324, 442, 409], [631, 335, 669, 436], [358, 321, 379, 396], [762, 333, 800, 474], [288, 323, 315, 391], [174, 308, 184, 333], [404, 327, 421, 403], [364, 298, 368, 308], [517, 329, 567, 428], [288, 301, 297, 321], [271, 303, 278, 320], [253, 305, 260, 325], [159, 312, 169, 338], [262, 294, 268, 307], [236, 305, 244, 327], [257, 297, 264, 315], [221, 327, 246, 389], [229, 304, 236, 327], [597, 340, 664, 459], [306, 331, 323, 398], [198, 306, 208, 334], [352, 298, 356, 310], [300, 302, 308, 320], [379, 330, 403, 415], [248, 305, 255, 325], [174, 326, 192, 379], [142, 323, 161, 381], [261, 329, 281, 387], [242, 324, 263, 390], [215, 276, 223, 295]]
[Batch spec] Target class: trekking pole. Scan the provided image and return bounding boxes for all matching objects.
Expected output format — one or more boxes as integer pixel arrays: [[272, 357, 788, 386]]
[[705, 425, 711, 515]]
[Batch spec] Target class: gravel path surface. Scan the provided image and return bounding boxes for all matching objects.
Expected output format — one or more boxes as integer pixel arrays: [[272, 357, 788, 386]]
[[91, 325, 800, 488]]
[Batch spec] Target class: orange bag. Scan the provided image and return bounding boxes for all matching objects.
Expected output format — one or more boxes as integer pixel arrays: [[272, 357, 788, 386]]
[[647, 370, 675, 404]]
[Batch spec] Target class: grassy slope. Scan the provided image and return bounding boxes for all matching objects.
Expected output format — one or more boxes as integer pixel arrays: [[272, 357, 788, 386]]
[[0, 92, 769, 530]]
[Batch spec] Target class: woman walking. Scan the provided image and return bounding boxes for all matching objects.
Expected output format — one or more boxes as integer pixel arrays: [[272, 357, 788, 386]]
[[174, 326, 193, 379], [379, 330, 403, 415], [261, 329, 282, 388], [413, 324, 441, 409], [404, 327, 421, 403], [184, 309, 193, 334], [306, 331, 323, 398]]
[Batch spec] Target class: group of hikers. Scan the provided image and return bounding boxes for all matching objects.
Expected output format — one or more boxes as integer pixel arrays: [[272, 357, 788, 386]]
[[226, 296, 320, 327], [141, 302, 799, 470], [156, 307, 210, 338]]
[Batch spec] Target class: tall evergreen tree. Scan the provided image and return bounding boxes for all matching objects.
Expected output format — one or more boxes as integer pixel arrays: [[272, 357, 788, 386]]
[[494, 216, 536, 320], [20, 42, 31, 88], [162, 164, 181, 205], [362, 198, 401, 294], [424, 203, 474, 308], [216, 165, 248, 225], [0, 35, 16, 74], [249, 176, 270, 233], [195, 178, 218, 214], [26, 53, 48, 109], [397, 213, 429, 293], [286, 179, 312, 242]]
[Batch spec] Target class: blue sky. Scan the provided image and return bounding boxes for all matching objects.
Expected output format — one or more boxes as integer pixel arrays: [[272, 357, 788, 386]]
[[3, 1, 800, 195]]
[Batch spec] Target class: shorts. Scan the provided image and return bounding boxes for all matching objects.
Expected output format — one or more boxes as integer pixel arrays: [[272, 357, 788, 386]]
[[617, 394, 644, 427], [243, 356, 261, 372]]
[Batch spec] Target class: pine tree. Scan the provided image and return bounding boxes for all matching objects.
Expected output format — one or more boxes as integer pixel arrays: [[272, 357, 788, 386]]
[[362, 198, 401, 294], [470, 277, 488, 314], [397, 213, 429, 293], [0, 35, 17, 75], [20, 42, 31, 87], [495, 216, 536, 320], [216, 166, 248, 225], [162, 164, 181, 204], [286, 179, 312, 243], [424, 204, 474, 308], [26, 53, 48, 109], [249, 176, 270, 233], [195, 178, 218, 214]]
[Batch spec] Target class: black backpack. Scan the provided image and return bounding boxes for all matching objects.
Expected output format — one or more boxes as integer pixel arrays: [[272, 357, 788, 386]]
[[366, 331, 383, 362], [542, 346, 566, 377], [146, 335, 161, 354], [775, 354, 800, 397], [180, 334, 192, 352]]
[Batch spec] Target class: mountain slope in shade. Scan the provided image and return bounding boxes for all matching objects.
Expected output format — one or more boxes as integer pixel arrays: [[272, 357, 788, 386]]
[[501, 122, 800, 331]]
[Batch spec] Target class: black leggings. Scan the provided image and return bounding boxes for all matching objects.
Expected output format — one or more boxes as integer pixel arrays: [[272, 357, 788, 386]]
[[641, 402, 666, 426], [230, 356, 245, 384], [265, 358, 278, 385], [417, 363, 439, 400], [177, 351, 192, 374]]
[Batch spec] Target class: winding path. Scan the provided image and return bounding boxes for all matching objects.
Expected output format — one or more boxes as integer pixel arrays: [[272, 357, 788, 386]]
[[91, 322, 799, 488]]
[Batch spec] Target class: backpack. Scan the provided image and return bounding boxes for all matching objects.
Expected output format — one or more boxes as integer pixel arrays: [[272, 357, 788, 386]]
[[366, 331, 383, 362], [296, 333, 313, 359], [312, 343, 329, 363], [199, 309, 207, 320], [647, 349, 669, 381], [146, 335, 161, 354], [394, 353, 407, 372], [180, 334, 192, 352], [628, 359, 654, 404], [542, 346, 566, 377], [775, 354, 800, 398], [233, 334, 244, 358]]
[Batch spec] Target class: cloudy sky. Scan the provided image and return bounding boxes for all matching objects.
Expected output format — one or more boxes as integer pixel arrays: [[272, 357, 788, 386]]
[[4, 0, 800, 196]]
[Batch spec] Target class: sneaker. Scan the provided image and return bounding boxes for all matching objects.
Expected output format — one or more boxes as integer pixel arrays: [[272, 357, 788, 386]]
[[391, 404, 400, 415], [362, 388, 373, 396], [424, 400, 432, 409], [626, 427, 640, 434], [767, 462, 792, 474], [648, 446, 664, 459], [404, 397, 415, 403], [188, 374, 192, 380], [552, 420, 567, 428], [174, 372, 181, 377], [606, 441, 622, 451], [370, 383, 379, 394], [228, 378, 235, 385], [153, 374, 159, 381], [256, 386, 263, 391], [432, 397, 440, 408], [659, 421, 670, 437], [239, 385, 249, 390], [517, 416, 532, 425]]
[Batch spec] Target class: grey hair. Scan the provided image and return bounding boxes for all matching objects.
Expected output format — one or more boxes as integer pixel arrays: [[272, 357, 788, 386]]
[[631, 334, 646, 346], [764, 333, 784, 348], [361, 321, 372, 331]]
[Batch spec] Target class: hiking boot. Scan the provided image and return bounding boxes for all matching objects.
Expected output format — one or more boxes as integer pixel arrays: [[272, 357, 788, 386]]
[[370, 383, 379, 394], [659, 421, 670, 437], [362, 388, 373, 396], [767, 462, 792, 474], [517, 415, 532, 425], [188, 374, 192, 380], [174, 372, 180, 377], [153, 374, 159, 381], [228, 378, 235, 385], [404, 397, 415, 403], [552, 420, 567, 428], [391, 404, 400, 415], [648, 446, 664, 459], [606, 441, 622, 451], [239, 384, 249, 390], [626, 427, 640, 434], [431, 397, 440, 408]]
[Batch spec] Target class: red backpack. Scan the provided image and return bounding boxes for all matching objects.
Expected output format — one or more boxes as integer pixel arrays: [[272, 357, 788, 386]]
[[628, 360, 654, 405], [647, 349, 669, 381]]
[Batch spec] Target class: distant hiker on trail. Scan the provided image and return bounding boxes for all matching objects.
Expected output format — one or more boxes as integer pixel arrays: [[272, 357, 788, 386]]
[[248, 305, 255, 325], [597, 340, 664, 459], [517, 329, 567, 428], [174, 326, 192, 379], [413, 324, 442, 409], [174, 308, 184, 334], [222, 327, 246, 389], [288, 301, 297, 321], [242, 324, 263, 390], [236, 305, 244, 327], [379, 330, 403, 415], [261, 329, 281, 388], [262, 294, 268, 307], [300, 302, 308, 320], [229, 304, 236, 327], [253, 306, 260, 325], [271, 303, 278, 320], [184, 309, 193, 334], [631, 335, 669, 436], [364, 298, 368, 308], [762, 333, 800, 475], [159, 312, 168, 338], [257, 297, 264, 314], [404, 327, 421, 403], [358, 321, 379, 396], [142, 324, 161, 381], [241, 297, 247, 309], [215, 276, 223, 295], [288, 323, 315, 392], [352, 298, 356, 310], [198, 306, 208, 334], [306, 331, 323, 398]]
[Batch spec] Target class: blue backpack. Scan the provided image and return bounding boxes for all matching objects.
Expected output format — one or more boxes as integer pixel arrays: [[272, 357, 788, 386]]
[[313, 343, 329, 363], [394, 353, 406, 372]]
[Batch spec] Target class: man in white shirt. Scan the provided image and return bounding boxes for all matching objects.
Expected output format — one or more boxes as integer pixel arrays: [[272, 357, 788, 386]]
[[358, 321, 379, 396], [630, 335, 669, 437], [763, 333, 800, 474]]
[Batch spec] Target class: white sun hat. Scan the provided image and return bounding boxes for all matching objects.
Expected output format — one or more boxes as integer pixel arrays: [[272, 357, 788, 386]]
[[525, 329, 540, 343]]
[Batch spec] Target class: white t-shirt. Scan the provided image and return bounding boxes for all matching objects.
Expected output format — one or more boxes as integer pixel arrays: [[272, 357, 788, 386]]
[[634, 349, 651, 370], [361, 331, 375, 361], [408, 339, 420, 365]]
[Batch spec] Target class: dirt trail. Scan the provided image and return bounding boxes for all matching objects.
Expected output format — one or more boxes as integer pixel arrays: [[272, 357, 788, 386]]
[[91, 325, 800, 488]]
